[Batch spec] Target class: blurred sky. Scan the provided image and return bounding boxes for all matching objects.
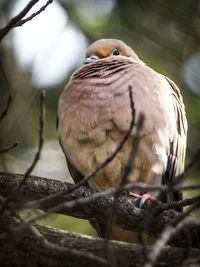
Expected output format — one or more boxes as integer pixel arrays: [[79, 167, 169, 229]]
[[12, 0, 88, 87]]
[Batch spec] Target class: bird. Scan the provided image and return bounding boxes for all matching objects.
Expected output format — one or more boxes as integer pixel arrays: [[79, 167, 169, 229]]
[[57, 39, 187, 242]]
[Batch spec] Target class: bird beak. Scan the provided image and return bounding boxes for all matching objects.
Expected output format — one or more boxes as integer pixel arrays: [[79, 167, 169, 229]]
[[83, 55, 99, 64]]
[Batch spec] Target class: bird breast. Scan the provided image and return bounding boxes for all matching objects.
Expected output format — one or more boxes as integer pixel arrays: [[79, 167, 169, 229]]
[[58, 57, 177, 190]]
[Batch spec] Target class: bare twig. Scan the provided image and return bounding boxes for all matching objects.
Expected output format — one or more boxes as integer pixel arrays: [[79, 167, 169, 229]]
[[2, 198, 107, 266], [101, 86, 143, 266], [18, 188, 115, 231], [156, 195, 200, 212], [0, 95, 12, 121], [0, 142, 18, 153], [1, 172, 200, 213], [105, 85, 144, 240], [68, 87, 137, 192], [0, 0, 39, 41], [137, 146, 200, 259], [144, 203, 200, 267], [18, 91, 45, 188], [139, 193, 200, 262], [0, 95, 18, 154], [33, 86, 140, 207], [1, 172, 200, 248], [0, 0, 53, 42], [123, 182, 200, 193], [1, 171, 200, 210], [0, 91, 45, 216], [15, 0, 53, 27]]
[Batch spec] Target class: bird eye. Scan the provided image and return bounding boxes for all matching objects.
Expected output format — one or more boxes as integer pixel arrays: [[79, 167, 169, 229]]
[[112, 49, 121, 56]]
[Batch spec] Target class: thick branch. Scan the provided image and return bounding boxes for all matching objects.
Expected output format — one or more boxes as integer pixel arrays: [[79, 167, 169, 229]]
[[1, 215, 200, 267], [0, 172, 200, 248]]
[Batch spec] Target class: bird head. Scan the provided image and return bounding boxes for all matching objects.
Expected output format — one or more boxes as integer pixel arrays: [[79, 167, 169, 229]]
[[84, 39, 140, 64]]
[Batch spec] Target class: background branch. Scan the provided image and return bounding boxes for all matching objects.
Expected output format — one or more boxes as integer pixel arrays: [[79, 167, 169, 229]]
[[0, 91, 45, 216], [0, 142, 18, 154], [0, 95, 12, 121]]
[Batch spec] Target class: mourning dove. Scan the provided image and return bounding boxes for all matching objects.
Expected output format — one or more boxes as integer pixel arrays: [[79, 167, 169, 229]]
[[58, 39, 187, 242]]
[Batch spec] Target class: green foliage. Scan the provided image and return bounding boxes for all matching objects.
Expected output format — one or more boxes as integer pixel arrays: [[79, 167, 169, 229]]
[[39, 214, 97, 236]]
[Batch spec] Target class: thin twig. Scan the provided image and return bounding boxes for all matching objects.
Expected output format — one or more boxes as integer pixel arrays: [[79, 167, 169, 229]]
[[0, 0, 39, 41], [17, 188, 115, 230], [1, 176, 200, 227], [0, 95, 18, 154], [15, 0, 53, 27], [1, 173, 200, 248], [123, 183, 200, 193], [0, 0, 53, 42], [156, 195, 200, 212], [101, 86, 142, 267], [31, 188, 114, 210], [68, 87, 137, 192], [144, 202, 200, 267], [18, 91, 45, 188], [105, 86, 144, 239], [0, 91, 45, 216], [0, 95, 11, 121], [24, 86, 139, 243], [34, 86, 140, 207], [6, 175, 200, 219], [1, 170, 200, 211], [0, 142, 18, 153], [24, 107, 200, 219], [17, 111, 199, 213], [138, 194, 200, 260], [4, 197, 107, 266]]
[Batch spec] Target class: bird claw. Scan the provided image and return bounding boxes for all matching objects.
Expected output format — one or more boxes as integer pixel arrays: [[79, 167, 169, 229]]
[[128, 192, 161, 208]]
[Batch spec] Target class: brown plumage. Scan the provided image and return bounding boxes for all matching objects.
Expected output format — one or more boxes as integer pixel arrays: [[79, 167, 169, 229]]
[[58, 39, 187, 242]]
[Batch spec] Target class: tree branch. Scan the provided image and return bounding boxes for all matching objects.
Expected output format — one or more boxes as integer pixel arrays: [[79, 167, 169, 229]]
[[0, 172, 200, 248], [15, 0, 53, 27], [1, 215, 200, 267], [0, 0, 53, 42], [0, 95, 12, 121], [0, 142, 18, 153]]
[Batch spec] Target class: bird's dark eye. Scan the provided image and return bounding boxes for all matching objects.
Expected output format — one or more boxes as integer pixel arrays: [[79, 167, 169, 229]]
[[112, 49, 121, 56]]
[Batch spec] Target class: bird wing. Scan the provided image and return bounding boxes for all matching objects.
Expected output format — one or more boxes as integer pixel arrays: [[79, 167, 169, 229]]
[[160, 76, 187, 210], [58, 118, 105, 235], [57, 116, 85, 183]]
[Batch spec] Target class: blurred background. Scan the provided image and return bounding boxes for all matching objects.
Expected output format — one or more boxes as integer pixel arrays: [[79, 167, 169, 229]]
[[0, 0, 200, 236]]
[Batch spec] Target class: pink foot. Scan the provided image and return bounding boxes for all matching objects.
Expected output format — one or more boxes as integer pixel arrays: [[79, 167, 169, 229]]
[[128, 192, 161, 207]]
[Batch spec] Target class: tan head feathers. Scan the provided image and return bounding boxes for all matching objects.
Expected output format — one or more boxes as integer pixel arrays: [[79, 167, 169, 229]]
[[85, 39, 140, 61]]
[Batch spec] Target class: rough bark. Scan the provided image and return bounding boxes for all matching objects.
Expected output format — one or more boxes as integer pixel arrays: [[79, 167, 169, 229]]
[[0, 172, 200, 249], [1, 215, 200, 267]]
